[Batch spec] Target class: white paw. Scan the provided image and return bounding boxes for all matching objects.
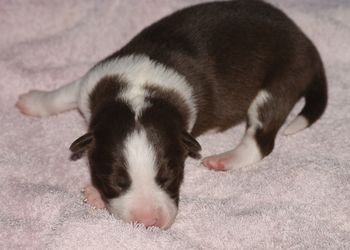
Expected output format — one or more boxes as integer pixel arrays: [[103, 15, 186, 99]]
[[202, 134, 262, 171], [16, 90, 51, 117], [82, 185, 106, 209]]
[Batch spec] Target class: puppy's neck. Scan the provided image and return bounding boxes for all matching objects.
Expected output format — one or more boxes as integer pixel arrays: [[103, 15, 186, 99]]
[[82, 55, 197, 130], [88, 75, 192, 133]]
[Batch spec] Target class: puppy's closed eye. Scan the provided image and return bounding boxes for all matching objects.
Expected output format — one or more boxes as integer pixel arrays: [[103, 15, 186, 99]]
[[157, 172, 171, 187], [95, 174, 131, 199], [157, 160, 182, 189], [113, 176, 131, 190]]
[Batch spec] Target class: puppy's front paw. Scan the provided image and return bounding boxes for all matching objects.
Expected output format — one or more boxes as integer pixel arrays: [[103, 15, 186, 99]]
[[16, 90, 50, 117], [82, 185, 106, 209]]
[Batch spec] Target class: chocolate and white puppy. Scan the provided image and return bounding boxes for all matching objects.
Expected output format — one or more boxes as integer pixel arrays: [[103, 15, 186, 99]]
[[16, 0, 327, 229]]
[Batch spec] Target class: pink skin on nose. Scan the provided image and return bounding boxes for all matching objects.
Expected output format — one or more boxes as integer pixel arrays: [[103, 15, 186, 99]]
[[129, 207, 165, 228], [82, 185, 168, 228]]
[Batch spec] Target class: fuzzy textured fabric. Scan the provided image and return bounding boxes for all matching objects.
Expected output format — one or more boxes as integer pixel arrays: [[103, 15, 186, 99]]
[[1, 0, 349, 249]]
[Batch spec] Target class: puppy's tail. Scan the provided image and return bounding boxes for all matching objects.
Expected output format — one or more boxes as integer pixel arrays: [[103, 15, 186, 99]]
[[284, 62, 328, 135]]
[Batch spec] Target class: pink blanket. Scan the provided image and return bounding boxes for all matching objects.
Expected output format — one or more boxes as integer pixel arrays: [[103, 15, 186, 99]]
[[1, 0, 349, 249]]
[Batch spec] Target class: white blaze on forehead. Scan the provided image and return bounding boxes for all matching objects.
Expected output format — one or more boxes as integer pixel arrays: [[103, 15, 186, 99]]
[[124, 128, 157, 185], [78, 54, 197, 130]]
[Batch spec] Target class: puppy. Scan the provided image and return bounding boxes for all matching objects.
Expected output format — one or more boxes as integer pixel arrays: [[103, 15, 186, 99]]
[[16, 0, 327, 229]]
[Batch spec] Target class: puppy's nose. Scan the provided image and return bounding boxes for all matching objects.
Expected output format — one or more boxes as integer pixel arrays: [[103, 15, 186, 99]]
[[129, 207, 165, 228]]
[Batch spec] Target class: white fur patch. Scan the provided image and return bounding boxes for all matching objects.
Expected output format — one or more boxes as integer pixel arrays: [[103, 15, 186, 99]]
[[235, 128, 263, 165], [204, 127, 221, 135], [229, 131, 262, 169], [284, 115, 309, 135], [120, 85, 150, 118], [78, 54, 197, 130], [247, 90, 271, 129], [108, 128, 177, 229]]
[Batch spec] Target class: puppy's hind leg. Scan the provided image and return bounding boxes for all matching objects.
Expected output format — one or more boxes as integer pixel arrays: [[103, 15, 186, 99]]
[[202, 89, 290, 171], [16, 79, 81, 117]]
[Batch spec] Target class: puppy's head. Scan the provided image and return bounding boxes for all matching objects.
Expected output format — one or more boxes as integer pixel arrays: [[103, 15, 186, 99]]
[[70, 98, 200, 229]]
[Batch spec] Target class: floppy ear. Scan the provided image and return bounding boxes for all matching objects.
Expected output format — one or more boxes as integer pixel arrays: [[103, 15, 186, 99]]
[[181, 131, 201, 159], [69, 132, 94, 160]]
